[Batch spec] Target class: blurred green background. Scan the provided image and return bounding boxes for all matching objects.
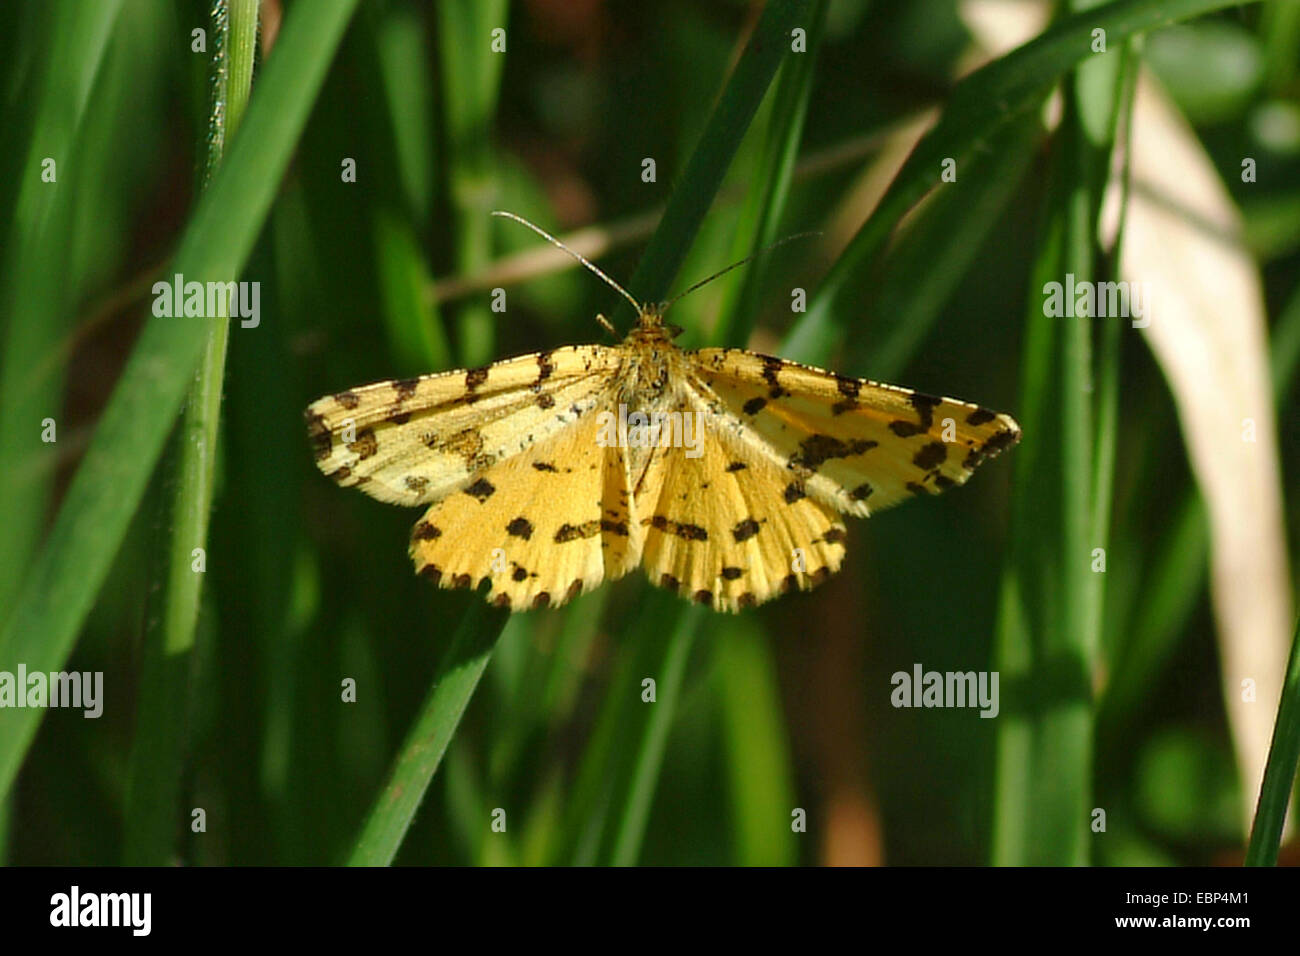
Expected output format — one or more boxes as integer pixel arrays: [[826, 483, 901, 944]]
[[0, 0, 1296, 866]]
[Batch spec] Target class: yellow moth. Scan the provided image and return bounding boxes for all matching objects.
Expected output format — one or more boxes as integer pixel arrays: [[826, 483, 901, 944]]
[[306, 213, 1020, 612]]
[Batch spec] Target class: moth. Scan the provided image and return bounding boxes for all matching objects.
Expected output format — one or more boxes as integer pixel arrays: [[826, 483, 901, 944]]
[[306, 213, 1021, 612]]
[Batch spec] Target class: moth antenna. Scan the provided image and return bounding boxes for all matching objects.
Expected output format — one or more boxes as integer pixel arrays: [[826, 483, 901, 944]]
[[491, 211, 643, 319], [661, 231, 823, 311]]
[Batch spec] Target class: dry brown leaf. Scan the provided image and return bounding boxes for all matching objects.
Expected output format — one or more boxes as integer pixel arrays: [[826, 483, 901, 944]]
[[1116, 71, 1293, 830]]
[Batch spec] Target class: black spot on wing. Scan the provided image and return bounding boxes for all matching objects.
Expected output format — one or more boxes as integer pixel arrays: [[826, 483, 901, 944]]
[[913, 441, 948, 470], [306, 412, 331, 460], [348, 428, 378, 460], [554, 521, 600, 542], [761, 356, 788, 399], [463, 477, 496, 501], [464, 366, 489, 400], [910, 392, 942, 429], [536, 350, 556, 384], [506, 517, 534, 540], [790, 434, 877, 470], [650, 515, 708, 541], [889, 420, 925, 438]]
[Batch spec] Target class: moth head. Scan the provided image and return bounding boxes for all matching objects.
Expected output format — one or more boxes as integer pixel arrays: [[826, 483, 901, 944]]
[[636, 302, 684, 339]]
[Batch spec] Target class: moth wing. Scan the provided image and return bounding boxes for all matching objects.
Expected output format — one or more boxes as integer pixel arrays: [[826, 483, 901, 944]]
[[409, 396, 642, 611], [305, 345, 621, 506], [634, 394, 847, 612], [689, 348, 1021, 517]]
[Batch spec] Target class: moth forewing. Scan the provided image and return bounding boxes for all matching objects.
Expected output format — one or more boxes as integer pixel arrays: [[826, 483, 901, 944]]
[[306, 346, 620, 506], [688, 347, 1021, 518]]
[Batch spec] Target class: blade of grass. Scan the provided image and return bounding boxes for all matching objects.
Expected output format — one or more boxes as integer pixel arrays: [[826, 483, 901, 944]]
[[990, 14, 1134, 863], [715, 615, 798, 866], [348, 601, 506, 866], [0, 0, 360, 803], [991, 176, 1065, 866], [122, 0, 259, 867], [367, 7, 449, 372], [437, 0, 508, 367], [615, 0, 811, 322], [607, 604, 703, 866], [712, 0, 828, 348], [1245, 613, 1300, 866], [842, 108, 1045, 378]]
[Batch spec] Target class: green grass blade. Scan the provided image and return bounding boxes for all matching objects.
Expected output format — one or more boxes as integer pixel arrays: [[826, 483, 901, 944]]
[[348, 602, 506, 866], [617, 0, 810, 320], [842, 109, 1045, 378], [1245, 613, 1300, 866], [713, 0, 828, 348], [438, 0, 508, 366], [608, 605, 703, 865], [0, 0, 361, 803], [991, 189, 1065, 865], [122, 0, 260, 867], [715, 616, 798, 866]]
